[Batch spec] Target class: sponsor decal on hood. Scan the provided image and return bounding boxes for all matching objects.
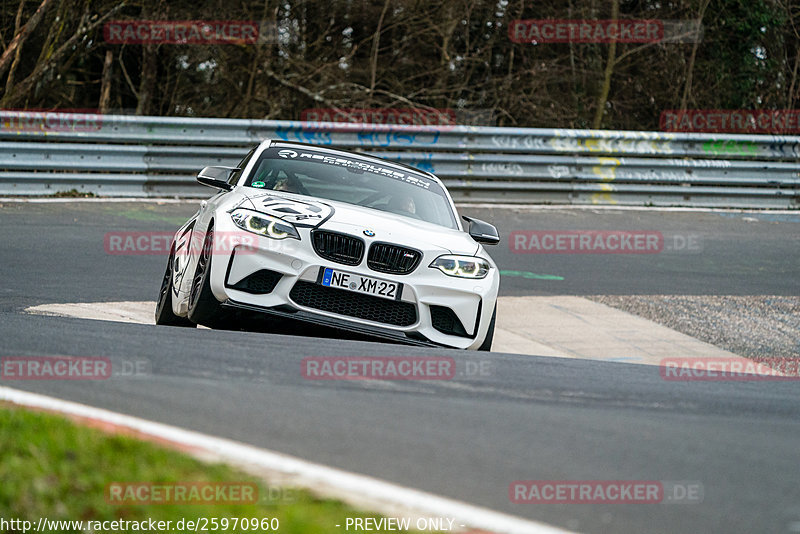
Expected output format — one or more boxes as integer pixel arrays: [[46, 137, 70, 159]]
[[243, 193, 334, 228]]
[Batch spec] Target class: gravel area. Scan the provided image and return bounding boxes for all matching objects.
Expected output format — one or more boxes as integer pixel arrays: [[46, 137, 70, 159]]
[[586, 295, 800, 363]]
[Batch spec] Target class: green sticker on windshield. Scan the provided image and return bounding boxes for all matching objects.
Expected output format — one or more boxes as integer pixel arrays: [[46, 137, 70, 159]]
[[251, 181, 266, 188]]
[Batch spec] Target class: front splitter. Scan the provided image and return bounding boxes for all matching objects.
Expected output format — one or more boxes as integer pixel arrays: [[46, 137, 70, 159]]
[[221, 299, 446, 349]]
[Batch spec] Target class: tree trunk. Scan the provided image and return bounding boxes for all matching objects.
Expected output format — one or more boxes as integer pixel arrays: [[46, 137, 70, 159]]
[[99, 50, 113, 113], [136, 44, 157, 115], [679, 0, 711, 111], [369, 0, 392, 103], [592, 0, 619, 129]]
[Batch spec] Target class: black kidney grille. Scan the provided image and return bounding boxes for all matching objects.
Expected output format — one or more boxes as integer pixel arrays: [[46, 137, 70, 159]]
[[290, 281, 416, 327], [367, 243, 421, 275], [228, 269, 282, 294], [312, 231, 364, 266]]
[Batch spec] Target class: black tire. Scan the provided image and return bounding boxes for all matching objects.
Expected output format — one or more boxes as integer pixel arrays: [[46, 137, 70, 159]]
[[476, 304, 496, 351], [187, 223, 225, 327], [155, 246, 195, 327]]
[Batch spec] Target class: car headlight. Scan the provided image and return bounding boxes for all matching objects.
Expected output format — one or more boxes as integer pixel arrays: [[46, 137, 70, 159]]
[[429, 255, 490, 279], [230, 209, 300, 240]]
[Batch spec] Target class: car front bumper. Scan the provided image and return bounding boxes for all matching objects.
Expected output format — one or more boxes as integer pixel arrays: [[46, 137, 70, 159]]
[[206, 218, 499, 350]]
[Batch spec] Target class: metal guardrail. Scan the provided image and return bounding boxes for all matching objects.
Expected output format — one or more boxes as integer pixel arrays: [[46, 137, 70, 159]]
[[0, 112, 798, 207]]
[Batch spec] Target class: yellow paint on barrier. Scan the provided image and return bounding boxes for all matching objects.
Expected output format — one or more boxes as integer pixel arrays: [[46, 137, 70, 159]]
[[592, 157, 621, 181], [590, 157, 619, 204], [592, 186, 618, 204]]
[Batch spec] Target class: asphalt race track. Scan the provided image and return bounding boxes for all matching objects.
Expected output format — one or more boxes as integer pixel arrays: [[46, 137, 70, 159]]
[[1, 201, 799, 534]]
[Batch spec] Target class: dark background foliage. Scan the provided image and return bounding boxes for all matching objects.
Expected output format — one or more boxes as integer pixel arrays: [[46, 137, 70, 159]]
[[0, 0, 797, 129]]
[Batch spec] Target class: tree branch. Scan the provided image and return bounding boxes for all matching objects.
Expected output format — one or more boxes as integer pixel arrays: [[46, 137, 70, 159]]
[[1, 2, 125, 107], [0, 0, 54, 80], [369, 0, 391, 98]]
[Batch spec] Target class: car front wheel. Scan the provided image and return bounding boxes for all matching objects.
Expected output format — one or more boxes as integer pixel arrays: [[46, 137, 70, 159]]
[[155, 246, 195, 327], [187, 223, 225, 327], [476, 304, 496, 352]]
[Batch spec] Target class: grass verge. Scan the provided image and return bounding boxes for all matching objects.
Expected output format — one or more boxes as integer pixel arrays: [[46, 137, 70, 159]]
[[0, 403, 409, 533]]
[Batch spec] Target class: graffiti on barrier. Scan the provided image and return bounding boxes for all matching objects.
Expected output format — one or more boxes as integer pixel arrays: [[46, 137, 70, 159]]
[[702, 140, 758, 156], [401, 154, 435, 173], [591, 157, 621, 181], [273, 127, 333, 145], [615, 169, 690, 182], [547, 165, 570, 179], [662, 158, 732, 168], [481, 162, 524, 175], [357, 131, 440, 147], [492, 133, 677, 155], [767, 141, 800, 159]]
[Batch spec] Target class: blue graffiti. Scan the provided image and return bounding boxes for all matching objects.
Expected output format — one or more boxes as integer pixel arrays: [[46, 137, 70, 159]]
[[401, 159, 435, 173], [273, 127, 440, 147], [274, 127, 333, 145], [395, 153, 435, 173], [357, 131, 440, 147]]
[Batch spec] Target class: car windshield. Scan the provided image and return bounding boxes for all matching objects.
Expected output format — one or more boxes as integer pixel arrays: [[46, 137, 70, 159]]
[[242, 146, 458, 229]]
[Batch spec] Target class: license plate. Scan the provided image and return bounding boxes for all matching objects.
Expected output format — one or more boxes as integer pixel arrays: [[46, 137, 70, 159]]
[[320, 268, 401, 300]]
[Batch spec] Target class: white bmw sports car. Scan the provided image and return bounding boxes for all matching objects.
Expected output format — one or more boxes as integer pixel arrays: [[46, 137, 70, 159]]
[[156, 140, 500, 350]]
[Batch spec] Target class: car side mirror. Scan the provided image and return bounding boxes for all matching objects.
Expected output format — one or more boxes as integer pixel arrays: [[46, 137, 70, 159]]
[[196, 166, 239, 191], [462, 215, 500, 245]]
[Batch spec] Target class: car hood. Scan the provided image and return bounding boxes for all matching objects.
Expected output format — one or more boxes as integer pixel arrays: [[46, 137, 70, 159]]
[[238, 190, 479, 256]]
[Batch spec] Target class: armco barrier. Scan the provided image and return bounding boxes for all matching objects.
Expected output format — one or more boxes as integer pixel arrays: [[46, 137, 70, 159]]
[[0, 112, 797, 207]]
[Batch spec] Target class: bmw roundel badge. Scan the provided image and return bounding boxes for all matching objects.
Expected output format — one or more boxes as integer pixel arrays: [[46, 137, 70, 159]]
[[363, 229, 375, 237]]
